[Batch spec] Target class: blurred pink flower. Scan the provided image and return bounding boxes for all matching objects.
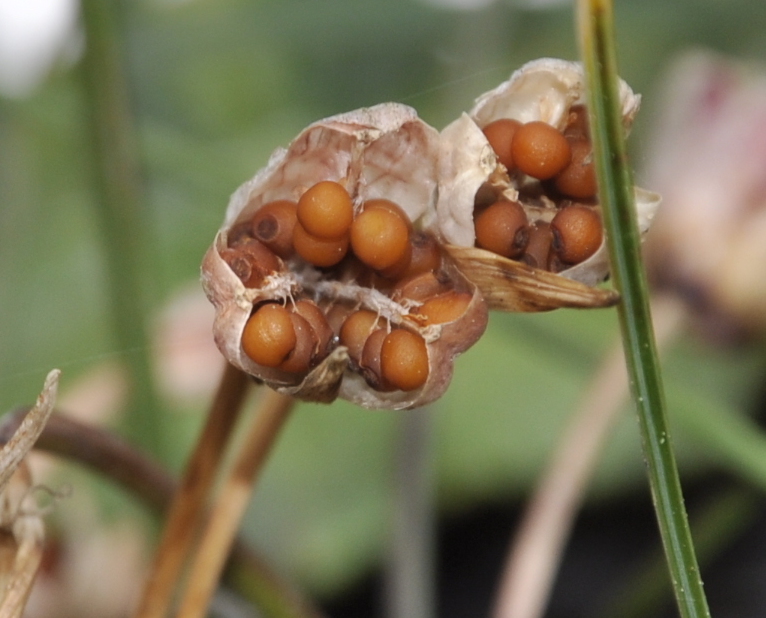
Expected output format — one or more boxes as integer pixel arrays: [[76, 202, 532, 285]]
[[643, 51, 766, 339]]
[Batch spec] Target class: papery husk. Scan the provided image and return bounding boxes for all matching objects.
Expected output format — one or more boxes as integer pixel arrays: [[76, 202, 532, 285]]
[[438, 58, 660, 291], [202, 104, 488, 410], [445, 246, 618, 311]]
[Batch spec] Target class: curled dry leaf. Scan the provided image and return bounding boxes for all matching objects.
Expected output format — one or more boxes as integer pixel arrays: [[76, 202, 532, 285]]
[[202, 60, 658, 408], [0, 369, 58, 617]]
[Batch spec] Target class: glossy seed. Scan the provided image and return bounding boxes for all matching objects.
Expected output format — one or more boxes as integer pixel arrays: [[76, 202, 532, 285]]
[[278, 313, 317, 374], [251, 200, 298, 258], [339, 310, 383, 363], [360, 328, 395, 391], [220, 240, 281, 288], [297, 180, 354, 240], [482, 118, 522, 170], [416, 291, 472, 325], [511, 121, 572, 180], [554, 140, 597, 199], [551, 204, 603, 264], [391, 271, 450, 303], [350, 200, 411, 271], [474, 200, 529, 258], [402, 231, 442, 278], [293, 299, 333, 356], [521, 221, 554, 270], [241, 303, 296, 367], [293, 221, 349, 267], [380, 329, 429, 391]]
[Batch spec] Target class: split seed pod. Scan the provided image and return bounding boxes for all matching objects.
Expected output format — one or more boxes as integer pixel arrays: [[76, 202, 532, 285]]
[[439, 58, 660, 308], [202, 103, 488, 410]]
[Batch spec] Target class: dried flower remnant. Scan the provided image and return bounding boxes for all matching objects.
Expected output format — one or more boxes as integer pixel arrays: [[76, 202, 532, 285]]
[[439, 58, 660, 301], [202, 104, 488, 410], [643, 52, 766, 339]]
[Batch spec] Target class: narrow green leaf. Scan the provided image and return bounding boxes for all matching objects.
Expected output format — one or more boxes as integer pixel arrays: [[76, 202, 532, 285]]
[[576, 1, 712, 617]]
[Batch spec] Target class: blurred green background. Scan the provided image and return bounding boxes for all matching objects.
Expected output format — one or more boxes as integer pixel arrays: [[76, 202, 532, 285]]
[[2, 0, 766, 603]]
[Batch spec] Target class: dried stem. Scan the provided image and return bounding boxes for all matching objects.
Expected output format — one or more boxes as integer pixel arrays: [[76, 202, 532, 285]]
[[385, 407, 436, 618], [175, 388, 295, 618], [492, 295, 686, 618], [134, 363, 250, 618], [0, 404, 327, 618]]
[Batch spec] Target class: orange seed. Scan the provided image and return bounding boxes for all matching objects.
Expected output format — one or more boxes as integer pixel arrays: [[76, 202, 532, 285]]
[[380, 329, 429, 391], [339, 310, 383, 363], [241, 303, 296, 367], [297, 180, 354, 240], [293, 221, 349, 267], [554, 140, 597, 199], [550, 205, 602, 264], [350, 201, 411, 271], [482, 118, 522, 170], [416, 291, 472, 325], [252, 200, 298, 258], [474, 201, 529, 258], [511, 121, 572, 180]]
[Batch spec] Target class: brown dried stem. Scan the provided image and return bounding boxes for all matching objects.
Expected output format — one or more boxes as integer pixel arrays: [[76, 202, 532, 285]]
[[175, 388, 295, 618], [135, 362, 251, 618], [0, 406, 326, 618], [492, 295, 687, 618]]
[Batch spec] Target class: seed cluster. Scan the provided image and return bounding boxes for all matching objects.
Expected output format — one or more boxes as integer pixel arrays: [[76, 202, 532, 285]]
[[476, 106, 603, 272], [221, 180, 475, 393]]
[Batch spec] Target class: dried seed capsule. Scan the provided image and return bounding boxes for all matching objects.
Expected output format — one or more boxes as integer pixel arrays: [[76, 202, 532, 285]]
[[278, 313, 318, 374], [554, 140, 597, 199], [251, 200, 298, 258], [482, 118, 522, 170], [241, 303, 297, 367], [391, 271, 450, 303], [293, 299, 334, 356], [416, 291, 473, 325], [360, 328, 395, 391], [551, 205, 602, 265], [350, 200, 411, 271], [297, 180, 354, 240], [522, 221, 554, 270], [220, 240, 281, 288], [474, 200, 529, 258], [339, 310, 383, 363], [380, 329, 429, 391], [293, 221, 349, 267], [511, 121, 572, 180]]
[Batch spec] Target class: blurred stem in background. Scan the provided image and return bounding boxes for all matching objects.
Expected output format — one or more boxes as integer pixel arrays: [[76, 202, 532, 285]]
[[79, 0, 164, 458]]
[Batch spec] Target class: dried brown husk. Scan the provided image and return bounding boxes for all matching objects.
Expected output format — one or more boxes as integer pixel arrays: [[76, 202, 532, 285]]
[[438, 58, 660, 292], [202, 104, 488, 409]]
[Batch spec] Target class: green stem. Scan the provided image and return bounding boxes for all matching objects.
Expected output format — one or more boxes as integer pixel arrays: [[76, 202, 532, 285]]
[[79, 0, 163, 457], [576, 2, 711, 617], [597, 487, 758, 618]]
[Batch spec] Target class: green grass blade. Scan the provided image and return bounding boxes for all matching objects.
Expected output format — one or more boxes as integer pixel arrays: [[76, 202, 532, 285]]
[[576, 1, 712, 617]]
